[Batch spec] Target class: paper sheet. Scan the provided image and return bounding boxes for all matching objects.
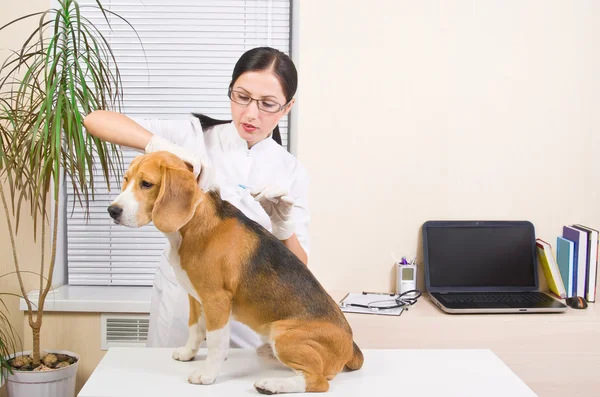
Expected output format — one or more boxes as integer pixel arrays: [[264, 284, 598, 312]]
[[339, 292, 405, 316]]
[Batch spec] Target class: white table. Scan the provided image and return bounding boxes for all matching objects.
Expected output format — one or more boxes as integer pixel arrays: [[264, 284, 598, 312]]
[[78, 347, 535, 397]]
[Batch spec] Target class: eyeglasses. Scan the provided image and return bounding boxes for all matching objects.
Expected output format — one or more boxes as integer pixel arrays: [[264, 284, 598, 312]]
[[228, 88, 290, 113]]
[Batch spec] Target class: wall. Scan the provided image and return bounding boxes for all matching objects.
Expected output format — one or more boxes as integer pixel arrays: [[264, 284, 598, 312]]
[[296, 0, 600, 293], [0, 0, 52, 395]]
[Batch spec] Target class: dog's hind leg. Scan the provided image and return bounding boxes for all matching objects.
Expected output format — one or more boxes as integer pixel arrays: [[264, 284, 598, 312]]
[[254, 332, 329, 394], [256, 343, 276, 360], [173, 295, 206, 361]]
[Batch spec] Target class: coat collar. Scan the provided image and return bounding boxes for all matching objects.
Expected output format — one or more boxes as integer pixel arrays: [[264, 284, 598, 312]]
[[222, 121, 277, 153]]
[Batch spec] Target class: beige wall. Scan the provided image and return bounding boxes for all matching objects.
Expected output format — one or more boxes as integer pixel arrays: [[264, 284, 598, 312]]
[[0, 0, 51, 395], [296, 1, 600, 293]]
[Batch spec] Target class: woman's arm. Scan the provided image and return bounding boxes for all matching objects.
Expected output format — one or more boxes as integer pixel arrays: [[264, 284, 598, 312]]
[[282, 234, 308, 265], [251, 164, 311, 266], [83, 110, 153, 150], [84, 111, 210, 183], [287, 163, 311, 266]]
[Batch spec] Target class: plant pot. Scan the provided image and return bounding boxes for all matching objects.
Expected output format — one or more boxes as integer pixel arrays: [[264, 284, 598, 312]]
[[5, 350, 79, 397]]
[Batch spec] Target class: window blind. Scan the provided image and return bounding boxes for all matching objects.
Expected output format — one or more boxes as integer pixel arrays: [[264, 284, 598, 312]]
[[66, 0, 292, 285]]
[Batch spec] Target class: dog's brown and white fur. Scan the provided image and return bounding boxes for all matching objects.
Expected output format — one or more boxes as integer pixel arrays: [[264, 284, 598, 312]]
[[108, 151, 363, 394]]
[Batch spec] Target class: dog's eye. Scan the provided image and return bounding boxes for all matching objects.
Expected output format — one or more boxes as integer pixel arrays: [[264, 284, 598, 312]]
[[141, 180, 154, 189]]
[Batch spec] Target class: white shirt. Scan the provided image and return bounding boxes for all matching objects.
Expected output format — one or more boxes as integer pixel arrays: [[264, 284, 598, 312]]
[[132, 117, 310, 284]]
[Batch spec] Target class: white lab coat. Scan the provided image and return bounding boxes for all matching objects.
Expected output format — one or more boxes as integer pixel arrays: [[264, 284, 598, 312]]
[[130, 117, 310, 348]]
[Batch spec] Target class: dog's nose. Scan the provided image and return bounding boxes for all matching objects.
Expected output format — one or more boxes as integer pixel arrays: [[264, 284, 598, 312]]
[[107, 205, 123, 220]]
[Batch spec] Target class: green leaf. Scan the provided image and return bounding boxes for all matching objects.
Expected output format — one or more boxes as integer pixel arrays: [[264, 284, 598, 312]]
[[0, 0, 133, 279]]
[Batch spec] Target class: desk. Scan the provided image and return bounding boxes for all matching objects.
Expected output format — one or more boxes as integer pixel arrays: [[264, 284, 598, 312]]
[[78, 347, 534, 397], [29, 290, 600, 396], [336, 294, 600, 396]]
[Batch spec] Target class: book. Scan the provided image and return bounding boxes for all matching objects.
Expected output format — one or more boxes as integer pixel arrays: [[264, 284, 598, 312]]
[[563, 226, 587, 296], [536, 239, 566, 298], [571, 225, 592, 300], [556, 237, 575, 297], [573, 224, 599, 302]]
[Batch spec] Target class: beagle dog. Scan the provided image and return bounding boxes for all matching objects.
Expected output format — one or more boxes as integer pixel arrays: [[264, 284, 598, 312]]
[[107, 151, 363, 394]]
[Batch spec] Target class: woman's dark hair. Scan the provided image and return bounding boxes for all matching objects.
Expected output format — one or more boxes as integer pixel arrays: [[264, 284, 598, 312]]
[[193, 47, 297, 146]]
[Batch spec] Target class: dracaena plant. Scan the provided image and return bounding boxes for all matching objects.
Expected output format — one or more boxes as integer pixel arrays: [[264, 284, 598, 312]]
[[0, 295, 22, 383], [0, 0, 138, 367]]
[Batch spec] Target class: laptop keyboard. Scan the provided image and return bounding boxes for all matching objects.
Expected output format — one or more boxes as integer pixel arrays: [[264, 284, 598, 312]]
[[440, 292, 554, 304]]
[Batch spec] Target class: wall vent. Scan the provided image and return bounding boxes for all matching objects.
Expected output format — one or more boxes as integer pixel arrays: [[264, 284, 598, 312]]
[[101, 314, 149, 350]]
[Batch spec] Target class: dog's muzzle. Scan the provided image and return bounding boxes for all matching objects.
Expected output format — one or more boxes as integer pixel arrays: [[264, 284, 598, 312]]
[[107, 205, 123, 222]]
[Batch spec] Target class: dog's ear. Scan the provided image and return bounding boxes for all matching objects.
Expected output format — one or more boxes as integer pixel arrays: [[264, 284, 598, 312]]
[[152, 165, 200, 233], [182, 161, 194, 174]]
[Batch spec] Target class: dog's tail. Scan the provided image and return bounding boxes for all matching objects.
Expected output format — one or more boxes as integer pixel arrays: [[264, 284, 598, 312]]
[[345, 341, 364, 370]]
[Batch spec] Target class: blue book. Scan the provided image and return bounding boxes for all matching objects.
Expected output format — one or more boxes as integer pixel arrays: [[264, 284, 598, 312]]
[[557, 237, 575, 297], [562, 226, 588, 297]]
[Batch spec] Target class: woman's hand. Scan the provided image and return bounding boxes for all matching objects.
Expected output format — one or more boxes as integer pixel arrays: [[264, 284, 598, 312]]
[[145, 135, 201, 175], [145, 135, 215, 191], [250, 185, 295, 240]]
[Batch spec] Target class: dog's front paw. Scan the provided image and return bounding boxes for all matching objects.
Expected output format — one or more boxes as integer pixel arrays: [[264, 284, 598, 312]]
[[188, 369, 217, 385], [172, 346, 196, 362]]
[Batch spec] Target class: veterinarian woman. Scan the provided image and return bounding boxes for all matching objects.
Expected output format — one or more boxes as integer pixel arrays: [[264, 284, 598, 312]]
[[83, 47, 309, 349]]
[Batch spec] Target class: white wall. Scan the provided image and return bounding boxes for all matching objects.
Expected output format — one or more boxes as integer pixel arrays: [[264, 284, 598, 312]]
[[296, 1, 600, 292]]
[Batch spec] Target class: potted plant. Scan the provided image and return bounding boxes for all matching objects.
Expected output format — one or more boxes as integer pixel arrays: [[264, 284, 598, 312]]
[[0, 1, 134, 395]]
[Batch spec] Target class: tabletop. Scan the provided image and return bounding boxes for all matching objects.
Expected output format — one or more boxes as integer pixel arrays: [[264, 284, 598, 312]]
[[78, 347, 535, 397]]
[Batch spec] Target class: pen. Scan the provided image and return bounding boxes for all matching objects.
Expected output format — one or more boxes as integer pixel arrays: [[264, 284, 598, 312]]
[[238, 184, 253, 191], [362, 291, 395, 296]]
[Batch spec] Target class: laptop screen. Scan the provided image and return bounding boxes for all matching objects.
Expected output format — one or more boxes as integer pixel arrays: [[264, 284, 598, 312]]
[[424, 222, 537, 291]]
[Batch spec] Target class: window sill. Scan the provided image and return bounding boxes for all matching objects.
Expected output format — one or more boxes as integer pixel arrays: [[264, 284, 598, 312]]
[[19, 285, 152, 313]]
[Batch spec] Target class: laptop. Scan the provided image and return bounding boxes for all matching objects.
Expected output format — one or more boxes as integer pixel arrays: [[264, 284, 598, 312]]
[[422, 220, 568, 314]]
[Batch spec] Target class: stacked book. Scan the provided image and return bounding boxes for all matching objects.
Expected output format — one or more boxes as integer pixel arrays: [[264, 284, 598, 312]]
[[536, 224, 599, 302]]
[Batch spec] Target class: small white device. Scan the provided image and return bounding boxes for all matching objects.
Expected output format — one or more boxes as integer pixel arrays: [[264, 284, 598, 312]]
[[396, 263, 417, 295]]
